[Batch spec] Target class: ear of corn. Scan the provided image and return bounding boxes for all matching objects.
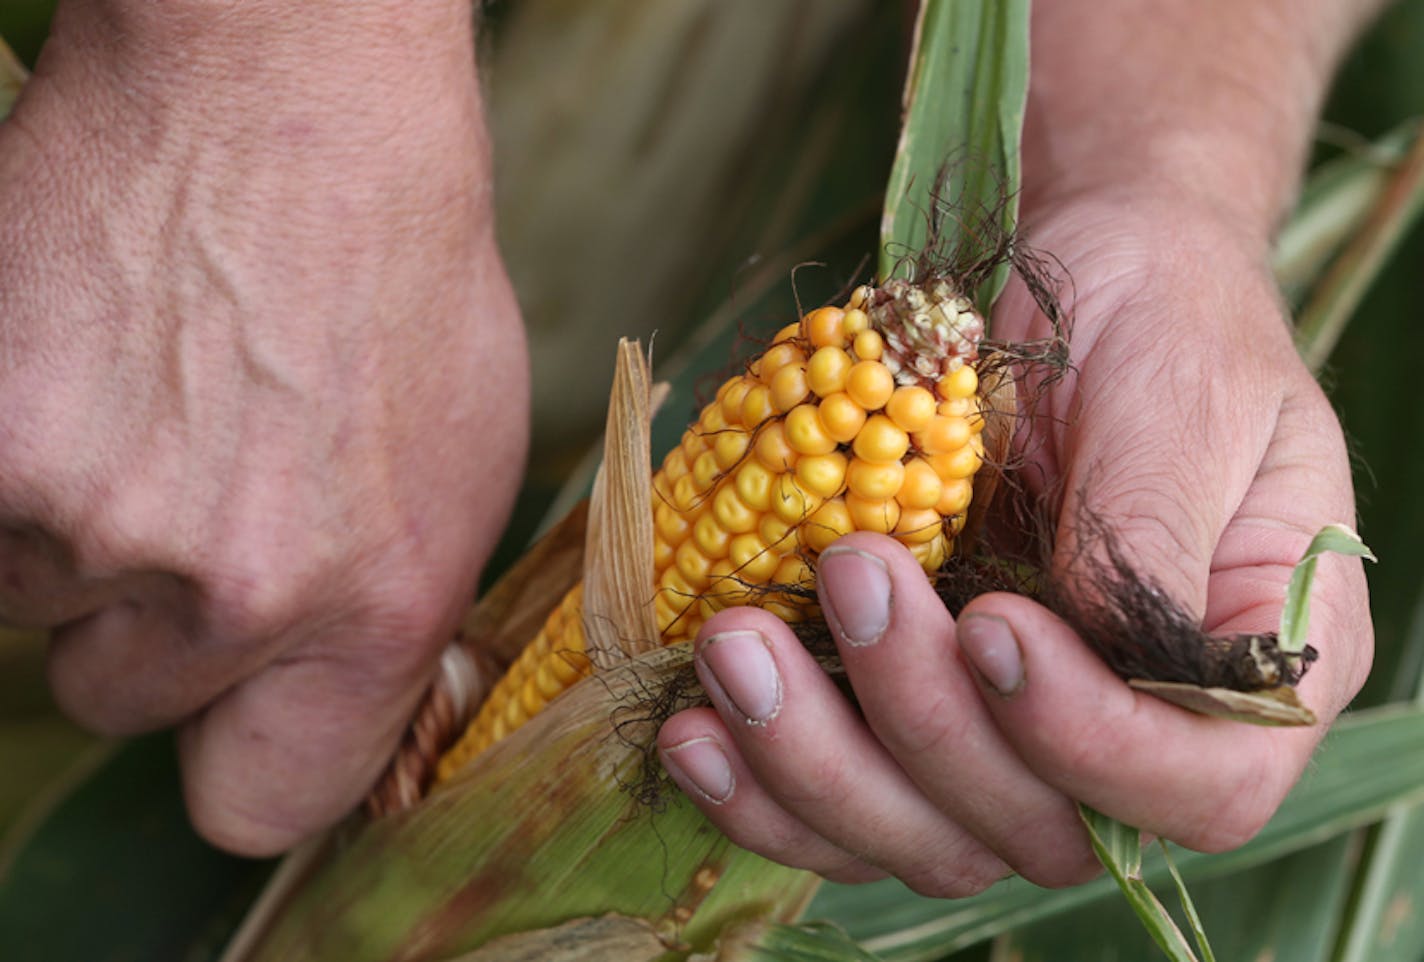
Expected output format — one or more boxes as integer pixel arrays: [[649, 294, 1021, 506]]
[[437, 278, 988, 782]]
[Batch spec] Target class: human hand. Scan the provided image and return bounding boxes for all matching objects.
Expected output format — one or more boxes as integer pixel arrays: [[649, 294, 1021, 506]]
[[0, 1, 527, 855], [653, 190, 1372, 894]]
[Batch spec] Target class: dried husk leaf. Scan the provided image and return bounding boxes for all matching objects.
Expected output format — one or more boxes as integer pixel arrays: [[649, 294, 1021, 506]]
[[1128, 680, 1317, 727], [584, 339, 660, 667]]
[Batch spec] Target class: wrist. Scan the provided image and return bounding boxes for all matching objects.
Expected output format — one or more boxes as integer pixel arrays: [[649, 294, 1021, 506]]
[[1022, 0, 1381, 242], [41, 0, 478, 114]]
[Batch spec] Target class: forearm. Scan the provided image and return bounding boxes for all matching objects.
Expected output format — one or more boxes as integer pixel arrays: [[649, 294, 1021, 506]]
[[1024, 0, 1387, 240]]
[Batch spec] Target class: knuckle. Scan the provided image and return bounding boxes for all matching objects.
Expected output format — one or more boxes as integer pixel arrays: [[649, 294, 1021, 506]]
[[1172, 760, 1285, 853], [1017, 845, 1103, 890], [879, 689, 972, 758], [900, 853, 1005, 899]]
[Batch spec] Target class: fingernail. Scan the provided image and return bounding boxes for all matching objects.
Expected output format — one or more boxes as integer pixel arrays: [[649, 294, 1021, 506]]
[[697, 630, 782, 724], [661, 736, 735, 804], [958, 614, 1024, 695], [818, 547, 891, 646]]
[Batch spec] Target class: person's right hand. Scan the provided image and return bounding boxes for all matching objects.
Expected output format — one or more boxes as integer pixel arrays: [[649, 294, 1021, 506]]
[[0, 0, 528, 856]]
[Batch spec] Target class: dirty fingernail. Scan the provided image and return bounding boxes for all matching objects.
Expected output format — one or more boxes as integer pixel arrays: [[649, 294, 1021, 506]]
[[697, 630, 782, 724], [661, 736, 735, 804], [958, 613, 1025, 695], [818, 547, 891, 646]]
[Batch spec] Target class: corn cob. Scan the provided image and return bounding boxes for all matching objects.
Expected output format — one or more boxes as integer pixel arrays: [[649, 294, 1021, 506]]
[[436, 279, 987, 781]]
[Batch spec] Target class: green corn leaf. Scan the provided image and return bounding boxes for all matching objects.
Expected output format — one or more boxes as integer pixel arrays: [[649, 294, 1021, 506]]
[[1079, 807, 1200, 962], [813, 702, 1424, 961], [879, 0, 1029, 309], [1159, 841, 1217, 962], [1280, 524, 1376, 654]]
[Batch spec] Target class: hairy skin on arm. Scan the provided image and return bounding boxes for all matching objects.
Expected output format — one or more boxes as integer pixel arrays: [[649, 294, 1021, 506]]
[[1, 0, 528, 855], [657, 0, 1382, 894]]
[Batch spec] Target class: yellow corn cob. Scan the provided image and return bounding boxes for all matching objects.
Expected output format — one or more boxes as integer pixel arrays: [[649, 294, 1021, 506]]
[[436, 279, 987, 782]]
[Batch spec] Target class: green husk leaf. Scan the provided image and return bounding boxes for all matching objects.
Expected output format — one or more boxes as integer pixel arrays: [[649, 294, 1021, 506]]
[[222, 645, 817, 962], [1159, 841, 1217, 962], [879, 0, 1028, 307], [1078, 807, 1199, 962], [1280, 524, 1376, 653]]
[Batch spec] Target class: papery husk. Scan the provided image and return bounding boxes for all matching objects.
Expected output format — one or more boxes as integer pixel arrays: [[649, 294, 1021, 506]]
[[1128, 680, 1317, 727]]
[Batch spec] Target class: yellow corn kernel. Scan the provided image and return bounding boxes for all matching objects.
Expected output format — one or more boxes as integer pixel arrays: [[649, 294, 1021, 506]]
[[845, 492, 901, 534], [757, 341, 806, 380], [795, 451, 849, 499], [897, 458, 943, 510], [729, 533, 779, 582], [885, 385, 936, 433], [841, 306, 870, 336], [734, 459, 776, 513], [770, 361, 810, 412], [754, 421, 797, 471], [771, 473, 823, 525], [655, 501, 692, 546], [929, 435, 983, 480], [712, 484, 759, 534], [774, 554, 814, 585], [720, 378, 751, 423], [846, 359, 894, 411], [691, 449, 721, 491], [852, 329, 884, 362], [846, 457, 905, 501], [741, 383, 776, 429], [671, 473, 700, 513], [818, 392, 867, 444], [915, 414, 972, 455], [784, 404, 838, 456], [697, 402, 728, 435], [936, 363, 978, 401], [713, 429, 750, 470], [693, 511, 733, 559], [675, 540, 714, 590], [806, 346, 853, 397], [894, 507, 943, 545], [760, 513, 795, 550], [802, 497, 854, 552], [851, 414, 910, 464], [935, 477, 974, 516], [802, 306, 847, 348]]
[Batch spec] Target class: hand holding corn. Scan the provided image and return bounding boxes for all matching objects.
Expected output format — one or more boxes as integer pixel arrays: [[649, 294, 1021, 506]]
[[652, 0, 1378, 895], [0, 0, 527, 856]]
